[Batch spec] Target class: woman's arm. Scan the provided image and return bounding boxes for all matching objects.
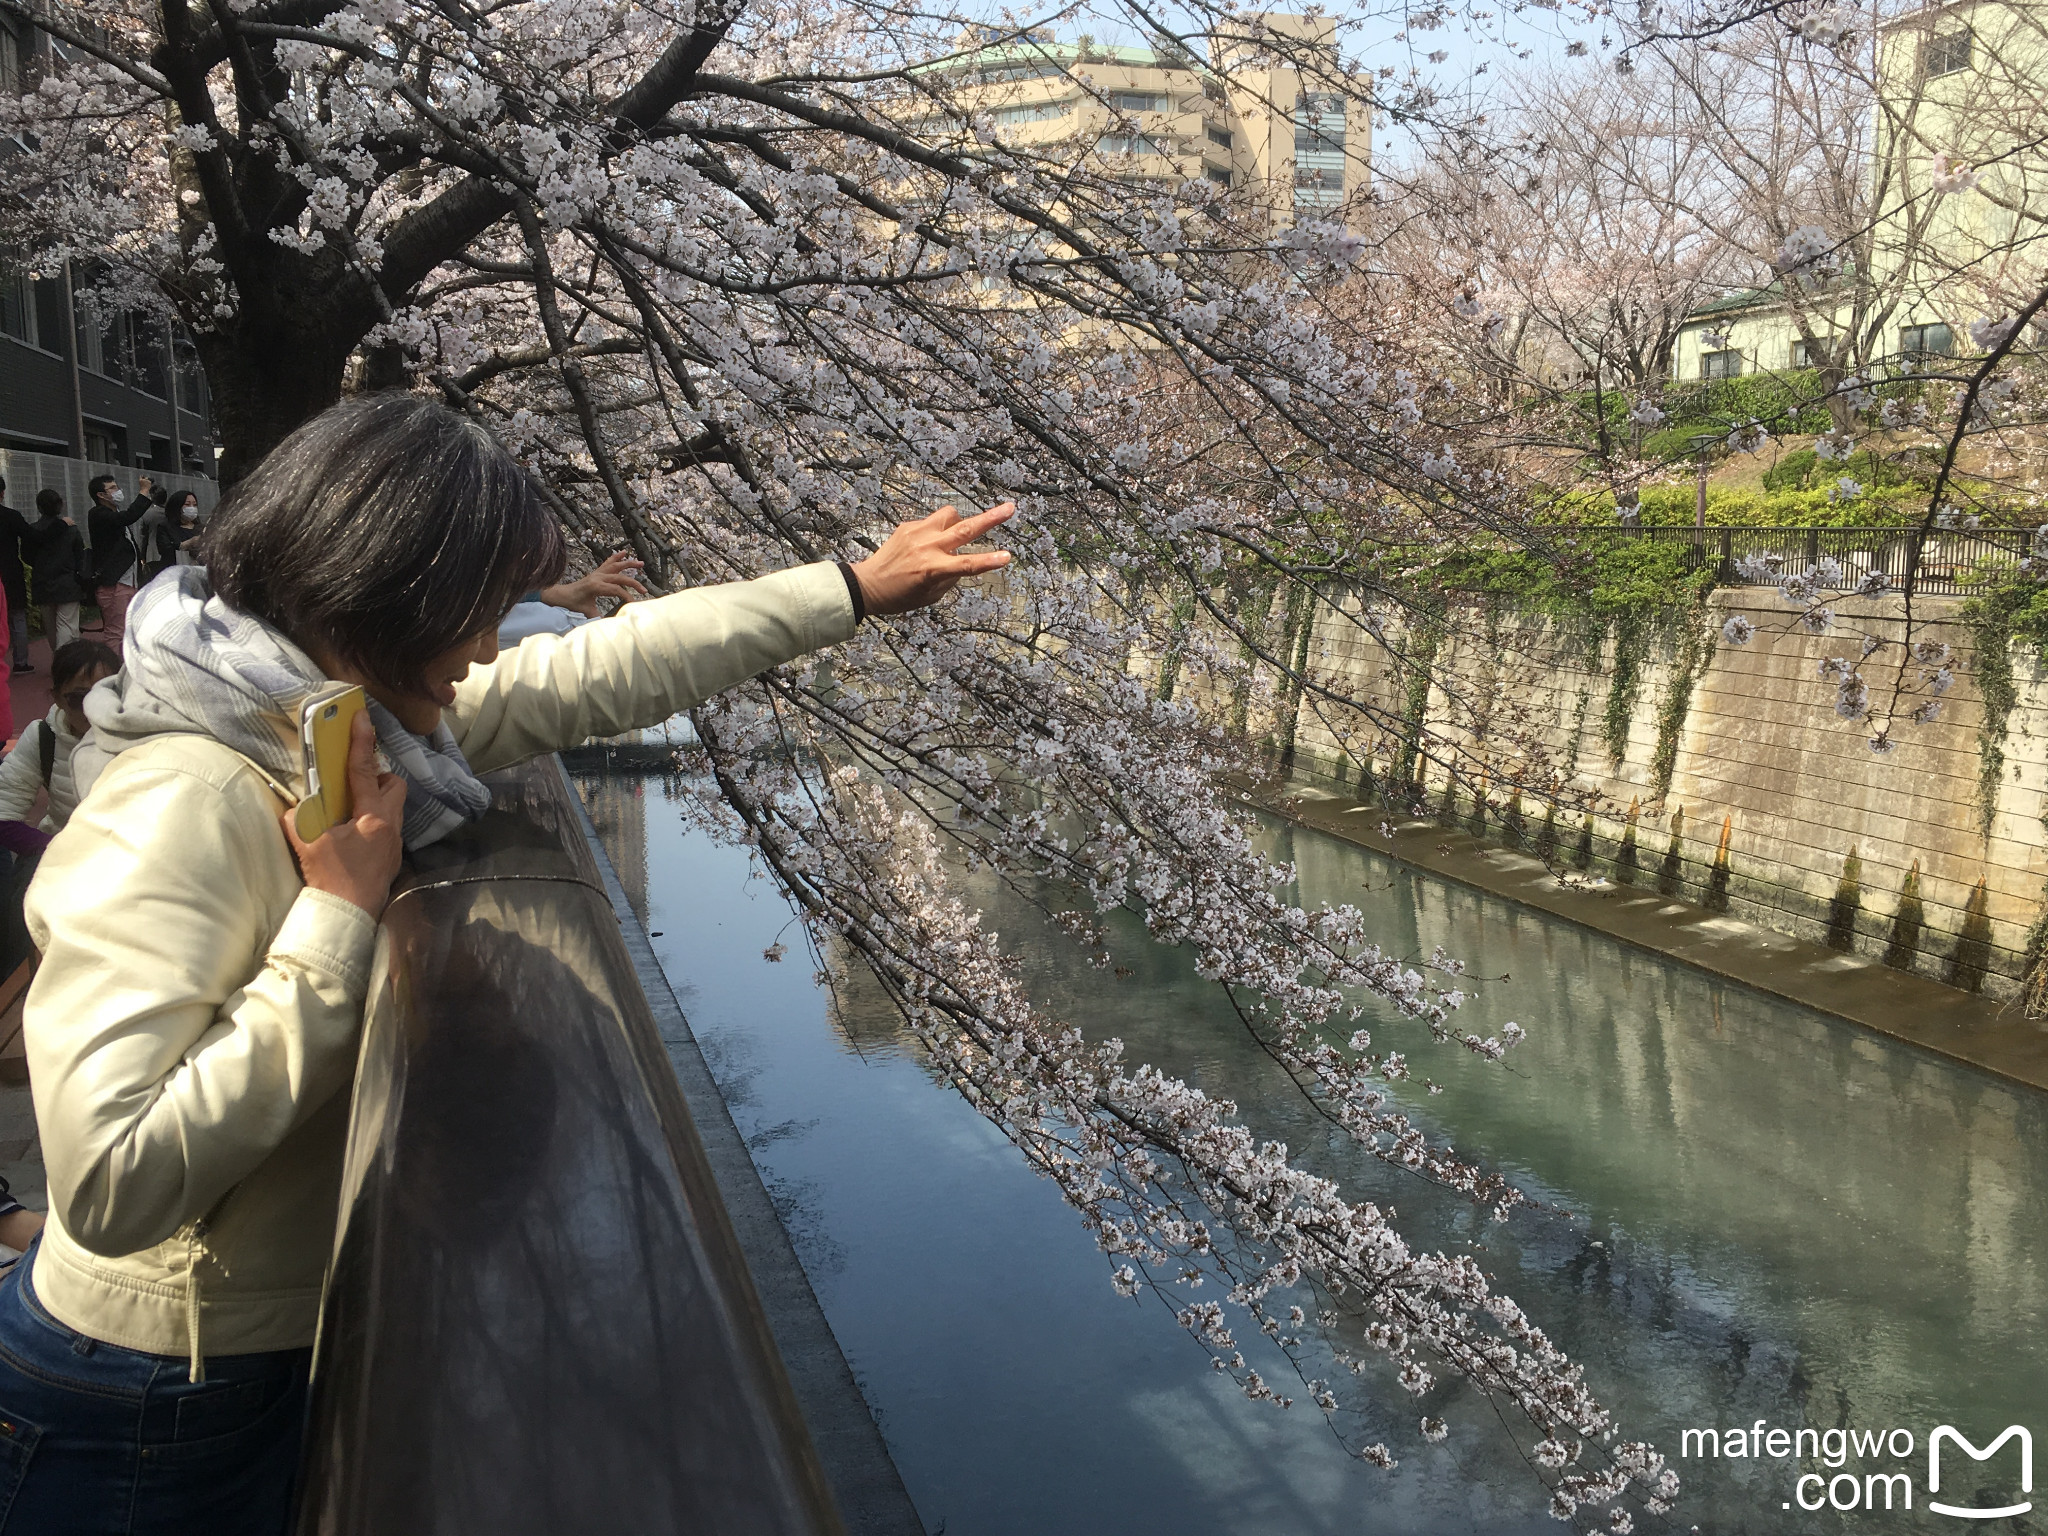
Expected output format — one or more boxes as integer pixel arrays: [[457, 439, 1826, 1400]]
[[451, 504, 1014, 772], [24, 755, 379, 1256], [450, 561, 856, 773]]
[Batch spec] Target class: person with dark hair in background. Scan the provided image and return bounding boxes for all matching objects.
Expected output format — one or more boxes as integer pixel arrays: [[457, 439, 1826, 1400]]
[[0, 640, 117, 1088], [0, 392, 1010, 1535], [24, 490, 87, 650], [0, 478, 34, 674], [85, 473, 150, 648], [132, 483, 173, 583], [161, 490, 203, 568], [0, 639, 121, 840]]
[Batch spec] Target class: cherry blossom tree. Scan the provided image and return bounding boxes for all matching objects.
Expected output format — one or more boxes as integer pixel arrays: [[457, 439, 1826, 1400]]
[[1, 0, 1946, 1521]]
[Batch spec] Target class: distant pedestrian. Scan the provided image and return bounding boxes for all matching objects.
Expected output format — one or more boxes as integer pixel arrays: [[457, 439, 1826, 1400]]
[[0, 478, 32, 674], [25, 490, 87, 650], [133, 484, 173, 582], [163, 492, 203, 567], [86, 473, 150, 648]]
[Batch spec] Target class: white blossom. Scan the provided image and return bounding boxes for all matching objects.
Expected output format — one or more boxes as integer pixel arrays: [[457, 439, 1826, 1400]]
[[1930, 151, 1979, 195]]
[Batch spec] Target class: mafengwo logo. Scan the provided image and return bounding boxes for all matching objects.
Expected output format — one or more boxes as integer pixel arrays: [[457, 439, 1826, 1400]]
[[1679, 1421, 2031, 1516], [1928, 1426, 2031, 1520]]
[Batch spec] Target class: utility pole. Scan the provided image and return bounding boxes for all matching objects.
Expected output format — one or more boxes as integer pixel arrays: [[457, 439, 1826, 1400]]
[[164, 316, 182, 476], [61, 258, 84, 459]]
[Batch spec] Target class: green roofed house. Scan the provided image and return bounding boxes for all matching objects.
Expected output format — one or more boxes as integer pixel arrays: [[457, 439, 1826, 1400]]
[[1673, 0, 2048, 387]]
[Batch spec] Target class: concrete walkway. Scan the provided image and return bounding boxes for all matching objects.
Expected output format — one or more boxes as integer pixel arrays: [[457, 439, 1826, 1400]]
[[1260, 779, 2048, 1094]]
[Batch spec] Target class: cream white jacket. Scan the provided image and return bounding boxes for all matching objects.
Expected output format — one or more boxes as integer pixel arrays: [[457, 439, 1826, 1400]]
[[23, 562, 854, 1364], [0, 707, 85, 833]]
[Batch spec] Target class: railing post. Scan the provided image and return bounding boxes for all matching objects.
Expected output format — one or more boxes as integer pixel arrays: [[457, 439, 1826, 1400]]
[[1804, 527, 1820, 571], [1719, 527, 1733, 583]]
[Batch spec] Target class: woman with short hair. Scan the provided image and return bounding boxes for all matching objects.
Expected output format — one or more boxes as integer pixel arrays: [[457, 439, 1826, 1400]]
[[0, 393, 1009, 1535]]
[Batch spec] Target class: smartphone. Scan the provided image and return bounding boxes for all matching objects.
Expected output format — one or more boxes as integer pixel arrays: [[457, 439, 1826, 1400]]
[[293, 684, 368, 844]]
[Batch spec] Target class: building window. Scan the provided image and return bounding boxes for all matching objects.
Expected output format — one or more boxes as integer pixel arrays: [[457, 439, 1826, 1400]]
[[0, 270, 34, 348], [1790, 337, 1830, 368], [1205, 164, 1231, 187], [1700, 348, 1743, 380], [1109, 91, 1168, 113], [977, 60, 1063, 84], [0, 21, 22, 95], [1900, 322, 1954, 359], [83, 425, 124, 466], [988, 100, 1071, 126], [1293, 91, 1347, 210], [74, 307, 105, 375], [1926, 27, 1972, 77], [1101, 133, 1169, 156], [1205, 124, 1232, 149]]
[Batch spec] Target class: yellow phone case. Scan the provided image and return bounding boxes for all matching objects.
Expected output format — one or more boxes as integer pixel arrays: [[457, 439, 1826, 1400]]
[[293, 685, 368, 843]]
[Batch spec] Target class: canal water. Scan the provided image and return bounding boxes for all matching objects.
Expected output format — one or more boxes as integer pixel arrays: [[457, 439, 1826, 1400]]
[[588, 770, 2047, 1535]]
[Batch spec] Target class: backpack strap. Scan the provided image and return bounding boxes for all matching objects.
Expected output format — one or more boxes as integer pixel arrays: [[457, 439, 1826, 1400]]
[[36, 721, 54, 790]]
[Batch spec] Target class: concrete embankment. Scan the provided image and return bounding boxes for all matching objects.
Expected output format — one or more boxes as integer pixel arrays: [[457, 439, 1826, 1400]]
[[1233, 585, 2048, 1008], [1256, 778, 2048, 1093]]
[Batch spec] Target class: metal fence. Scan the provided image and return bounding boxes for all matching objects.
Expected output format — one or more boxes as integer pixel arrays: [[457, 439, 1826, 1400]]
[[0, 447, 219, 527], [1612, 524, 2027, 597]]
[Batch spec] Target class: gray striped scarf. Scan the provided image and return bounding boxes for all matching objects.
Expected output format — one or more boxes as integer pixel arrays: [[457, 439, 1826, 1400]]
[[76, 566, 490, 850]]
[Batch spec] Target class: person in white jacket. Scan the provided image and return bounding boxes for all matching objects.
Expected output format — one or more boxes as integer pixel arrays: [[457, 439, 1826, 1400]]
[[0, 640, 120, 837], [0, 393, 1010, 1536]]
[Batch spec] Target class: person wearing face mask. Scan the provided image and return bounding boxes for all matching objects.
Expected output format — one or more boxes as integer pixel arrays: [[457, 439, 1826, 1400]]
[[164, 493, 203, 567], [0, 394, 1012, 1536], [0, 640, 121, 843]]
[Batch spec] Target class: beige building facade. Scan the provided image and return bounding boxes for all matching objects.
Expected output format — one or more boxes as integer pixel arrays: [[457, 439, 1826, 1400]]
[[921, 14, 1369, 226]]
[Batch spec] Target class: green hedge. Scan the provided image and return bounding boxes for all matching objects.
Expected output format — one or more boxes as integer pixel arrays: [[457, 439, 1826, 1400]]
[[1418, 536, 1717, 618], [1660, 370, 1833, 436], [1539, 483, 1926, 528]]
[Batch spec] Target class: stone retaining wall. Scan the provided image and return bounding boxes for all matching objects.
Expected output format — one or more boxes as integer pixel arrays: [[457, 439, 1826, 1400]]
[[1209, 586, 2047, 1003]]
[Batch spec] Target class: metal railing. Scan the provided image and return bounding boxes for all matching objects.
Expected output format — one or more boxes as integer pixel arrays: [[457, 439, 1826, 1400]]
[[294, 756, 844, 1536], [1611, 524, 2026, 597], [0, 447, 219, 523]]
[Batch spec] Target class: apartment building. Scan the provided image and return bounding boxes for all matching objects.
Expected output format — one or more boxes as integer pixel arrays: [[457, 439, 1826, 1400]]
[[925, 13, 1369, 225], [0, 5, 217, 483]]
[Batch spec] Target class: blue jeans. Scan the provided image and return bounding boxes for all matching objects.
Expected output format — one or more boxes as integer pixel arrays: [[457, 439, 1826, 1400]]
[[0, 1243, 310, 1534], [6, 609, 24, 670]]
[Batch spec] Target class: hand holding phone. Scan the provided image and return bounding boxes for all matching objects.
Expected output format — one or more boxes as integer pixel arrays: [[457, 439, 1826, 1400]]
[[284, 707, 407, 918], [294, 685, 368, 844]]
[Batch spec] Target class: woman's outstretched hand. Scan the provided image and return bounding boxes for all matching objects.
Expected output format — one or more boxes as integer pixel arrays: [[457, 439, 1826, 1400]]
[[285, 711, 407, 919], [851, 502, 1013, 616], [542, 550, 648, 616]]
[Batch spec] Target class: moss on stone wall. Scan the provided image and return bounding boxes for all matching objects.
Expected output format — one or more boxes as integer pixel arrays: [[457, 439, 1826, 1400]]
[[1392, 612, 1445, 789], [1658, 807, 1687, 896], [1603, 615, 1651, 768], [1826, 849, 1863, 952], [1615, 798, 1641, 885], [1883, 861, 1926, 970], [1945, 879, 1994, 993], [1650, 613, 1716, 802], [1704, 816, 1733, 912]]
